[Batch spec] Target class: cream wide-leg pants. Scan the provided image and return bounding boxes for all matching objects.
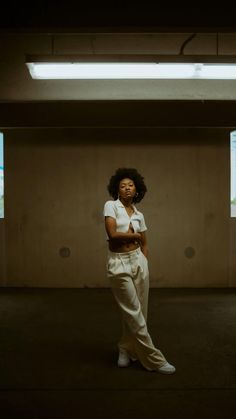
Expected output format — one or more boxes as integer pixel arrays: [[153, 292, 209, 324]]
[[107, 247, 167, 371]]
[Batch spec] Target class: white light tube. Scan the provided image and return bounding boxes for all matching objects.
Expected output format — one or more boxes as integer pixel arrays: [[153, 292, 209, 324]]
[[26, 62, 236, 79]]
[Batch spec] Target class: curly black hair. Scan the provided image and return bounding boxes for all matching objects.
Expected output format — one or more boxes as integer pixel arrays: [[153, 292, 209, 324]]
[[107, 168, 147, 203]]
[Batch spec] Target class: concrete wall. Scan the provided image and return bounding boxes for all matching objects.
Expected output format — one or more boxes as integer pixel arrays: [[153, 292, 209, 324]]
[[0, 127, 235, 288], [0, 220, 6, 285]]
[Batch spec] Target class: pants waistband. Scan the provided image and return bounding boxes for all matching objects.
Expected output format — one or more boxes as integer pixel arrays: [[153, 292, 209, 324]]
[[108, 247, 141, 258]]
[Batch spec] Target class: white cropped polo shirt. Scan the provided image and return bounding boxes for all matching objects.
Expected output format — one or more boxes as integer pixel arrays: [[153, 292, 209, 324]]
[[103, 199, 147, 240]]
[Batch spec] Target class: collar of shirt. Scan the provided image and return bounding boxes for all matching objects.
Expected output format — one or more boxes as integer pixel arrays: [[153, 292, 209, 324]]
[[115, 198, 139, 215]]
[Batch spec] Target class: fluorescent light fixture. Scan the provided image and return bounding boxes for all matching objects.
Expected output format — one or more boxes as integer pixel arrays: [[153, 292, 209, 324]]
[[26, 55, 236, 80]]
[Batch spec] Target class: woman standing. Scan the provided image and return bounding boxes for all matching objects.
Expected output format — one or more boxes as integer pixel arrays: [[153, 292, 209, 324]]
[[103, 168, 175, 374]]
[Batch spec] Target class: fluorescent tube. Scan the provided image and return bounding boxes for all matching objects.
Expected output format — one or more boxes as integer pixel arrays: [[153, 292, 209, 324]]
[[26, 62, 236, 80]]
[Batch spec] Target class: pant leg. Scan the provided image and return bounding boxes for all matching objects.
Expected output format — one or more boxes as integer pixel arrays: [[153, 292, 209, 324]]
[[119, 250, 149, 358], [107, 248, 167, 371], [133, 251, 149, 322]]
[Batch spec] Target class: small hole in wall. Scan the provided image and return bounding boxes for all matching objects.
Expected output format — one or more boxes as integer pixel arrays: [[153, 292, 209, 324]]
[[59, 247, 71, 258], [184, 247, 195, 259]]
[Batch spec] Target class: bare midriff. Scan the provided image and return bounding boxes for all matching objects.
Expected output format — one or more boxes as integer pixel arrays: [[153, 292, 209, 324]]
[[108, 223, 140, 253], [108, 240, 140, 253]]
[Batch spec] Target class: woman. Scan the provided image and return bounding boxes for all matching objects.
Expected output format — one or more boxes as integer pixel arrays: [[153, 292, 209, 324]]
[[103, 168, 175, 374]]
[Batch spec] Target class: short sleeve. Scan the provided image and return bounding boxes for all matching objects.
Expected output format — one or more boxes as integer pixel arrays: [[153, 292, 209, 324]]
[[103, 201, 116, 219], [139, 213, 147, 232]]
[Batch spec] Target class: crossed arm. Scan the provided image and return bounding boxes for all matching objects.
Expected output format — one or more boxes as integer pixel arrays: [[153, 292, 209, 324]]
[[105, 216, 148, 258]]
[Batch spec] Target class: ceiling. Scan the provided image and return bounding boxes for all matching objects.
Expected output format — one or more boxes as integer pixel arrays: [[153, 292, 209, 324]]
[[1, 3, 236, 32], [1, 3, 236, 104]]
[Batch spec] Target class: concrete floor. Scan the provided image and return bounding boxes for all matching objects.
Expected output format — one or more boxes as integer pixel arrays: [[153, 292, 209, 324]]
[[0, 288, 236, 419]]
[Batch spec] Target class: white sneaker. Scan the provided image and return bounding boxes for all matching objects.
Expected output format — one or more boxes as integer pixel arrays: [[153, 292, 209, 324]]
[[117, 350, 130, 367], [157, 362, 176, 375]]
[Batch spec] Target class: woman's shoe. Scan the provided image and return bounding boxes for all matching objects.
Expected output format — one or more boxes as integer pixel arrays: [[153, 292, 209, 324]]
[[157, 362, 176, 374], [117, 350, 130, 367]]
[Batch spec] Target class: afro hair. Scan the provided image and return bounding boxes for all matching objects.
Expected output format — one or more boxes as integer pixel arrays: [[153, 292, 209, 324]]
[[107, 168, 147, 203]]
